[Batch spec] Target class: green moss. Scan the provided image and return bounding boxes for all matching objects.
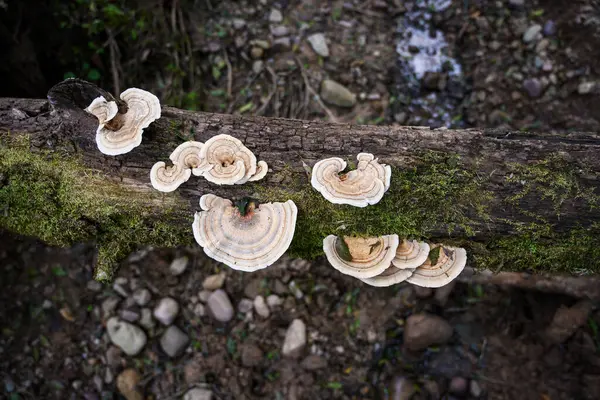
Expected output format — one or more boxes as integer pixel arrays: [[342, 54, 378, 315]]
[[0, 134, 192, 282]]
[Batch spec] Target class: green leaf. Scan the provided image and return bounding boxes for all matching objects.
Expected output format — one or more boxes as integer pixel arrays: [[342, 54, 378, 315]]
[[327, 382, 343, 390], [63, 72, 76, 79], [335, 236, 352, 262], [87, 69, 101, 81], [51, 266, 67, 277], [210, 89, 226, 97], [238, 102, 254, 114], [227, 337, 237, 355], [429, 247, 441, 265], [212, 65, 222, 80]]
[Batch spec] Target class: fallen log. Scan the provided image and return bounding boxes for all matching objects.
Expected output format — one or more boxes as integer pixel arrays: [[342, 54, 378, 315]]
[[1, 80, 600, 281]]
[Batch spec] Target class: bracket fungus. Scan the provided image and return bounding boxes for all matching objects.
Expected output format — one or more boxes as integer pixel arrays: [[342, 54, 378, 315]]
[[85, 96, 118, 127], [360, 265, 415, 287], [322, 234, 399, 279], [192, 194, 297, 271], [89, 88, 161, 156], [192, 134, 268, 185], [311, 153, 391, 207], [407, 245, 467, 288], [392, 239, 431, 269], [150, 141, 204, 192]]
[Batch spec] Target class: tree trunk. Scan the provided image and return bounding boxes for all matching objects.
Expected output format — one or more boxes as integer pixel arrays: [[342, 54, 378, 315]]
[[1, 81, 600, 280]]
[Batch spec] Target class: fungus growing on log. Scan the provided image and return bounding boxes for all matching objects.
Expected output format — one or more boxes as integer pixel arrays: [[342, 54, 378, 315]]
[[407, 245, 467, 288], [360, 264, 415, 287], [192, 194, 297, 271], [392, 239, 431, 269], [192, 134, 268, 185], [150, 141, 204, 192], [84, 96, 118, 127], [322, 234, 399, 278], [92, 88, 161, 156], [311, 153, 391, 207]]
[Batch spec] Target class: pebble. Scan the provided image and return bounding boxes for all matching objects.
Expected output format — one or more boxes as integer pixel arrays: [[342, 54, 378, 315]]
[[244, 278, 263, 299], [253, 295, 270, 318], [104, 368, 114, 384], [523, 24, 542, 43], [252, 60, 264, 74], [198, 290, 212, 303], [266, 294, 283, 308], [320, 80, 356, 108], [241, 343, 264, 367], [207, 289, 234, 322], [72, 380, 83, 390], [120, 309, 140, 323], [543, 20, 557, 36], [106, 317, 147, 356], [153, 297, 179, 325], [238, 298, 254, 313], [523, 78, 543, 98], [193, 303, 206, 317], [87, 280, 102, 292], [160, 325, 189, 357], [232, 18, 246, 30], [139, 308, 155, 330], [113, 278, 129, 297], [390, 376, 416, 400], [272, 37, 291, 50], [116, 369, 143, 400], [132, 288, 151, 306], [269, 8, 283, 23], [271, 25, 290, 37], [250, 47, 264, 59], [169, 256, 188, 276], [307, 33, 329, 57], [403, 313, 453, 351], [282, 319, 306, 358], [545, 300, 593, 344], [42, 299, 53, 309], [184, 388, 213, 400], [470, 380, 483, 397], [202, 272, 226, 290], [300, 354, 327, 370], [102, 297, 120, 317], [508, 0, 524, 7], [449, 376, 468, 395], [578, 81, 596, 95], [106, 346, 122, 368]]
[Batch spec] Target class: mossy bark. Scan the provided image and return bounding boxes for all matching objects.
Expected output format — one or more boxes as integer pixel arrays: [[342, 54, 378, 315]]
[[2, 87, 600, 280]]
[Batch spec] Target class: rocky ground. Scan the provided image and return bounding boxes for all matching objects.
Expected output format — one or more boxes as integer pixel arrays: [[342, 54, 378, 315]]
[[2, 0, 600, 399]]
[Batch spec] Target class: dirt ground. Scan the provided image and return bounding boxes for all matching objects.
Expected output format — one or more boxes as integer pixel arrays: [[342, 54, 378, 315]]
[[1, 0, 600, 399]]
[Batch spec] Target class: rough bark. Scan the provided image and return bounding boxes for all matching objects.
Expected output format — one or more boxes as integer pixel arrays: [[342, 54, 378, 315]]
[[1, 80, 600, 280]]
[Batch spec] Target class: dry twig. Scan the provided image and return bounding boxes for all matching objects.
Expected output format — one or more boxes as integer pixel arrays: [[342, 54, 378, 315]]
[[294, 57, 339, 123], [256, 66, 278, 116], [106, 28, 121, 95], [223, 50, 233, 98]]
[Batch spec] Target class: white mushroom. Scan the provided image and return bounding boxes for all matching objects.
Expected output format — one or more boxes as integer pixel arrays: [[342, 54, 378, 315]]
[[311, 153, 391, 207], [95, 88, 161, 156], [392, 239, 431, 269], [248, 160, 269, 182], [149, 141, 204, 192], [322, 234, 399, 279], [360, 265, 415, 287], [192, 194, 298, 271], [85, 96, 118, 127], [406, 245, 467, 288]]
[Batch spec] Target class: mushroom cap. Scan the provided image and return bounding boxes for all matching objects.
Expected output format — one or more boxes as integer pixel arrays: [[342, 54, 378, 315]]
[[169, 141, 204, 168], [150, 162, 192, 193], [392, 239, 431, 269], [322, 234, 400, 279], [407, 245, 467, 288], [96, 88, 161, 156], [85, 96, 118, 126], [192, 194, 298, 271], [360, 265, 415, 287], [193, 134, 257, 185], [248, 160, 269, 182], [310, 153, 391, 207]]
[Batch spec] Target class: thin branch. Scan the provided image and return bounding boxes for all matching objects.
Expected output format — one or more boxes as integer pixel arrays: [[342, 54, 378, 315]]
[[223, 50, 233, 99], [256, 66, 277, 116], [294, 57, 339, 123], [106, 28, 121, 95]]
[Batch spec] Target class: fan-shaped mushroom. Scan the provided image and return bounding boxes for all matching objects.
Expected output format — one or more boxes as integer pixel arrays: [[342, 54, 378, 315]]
[[85, 96, 118, 127], [192, 134, 268, 185], [94, 88, 161, 156], [392, 239, 430, 269], [192, 194, 297, 271], [407, 245, 467, 288], [311, 153, 391, 207], [360, 265, 415, 287], [150, 141, 204, 192], [322, 234, 399, 279]]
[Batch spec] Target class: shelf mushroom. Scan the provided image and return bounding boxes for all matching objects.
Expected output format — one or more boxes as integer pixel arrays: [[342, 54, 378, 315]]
[[87, 88, 161, 156], [406, 244, 467, 288], [192, 134, 269, 185], [322, 234, 399, 279], [150, 141, 204, 192], [392, 239, 430, 269], [360, 265, 415, 287], [311, 153, 391, 207], [192, 194, 297, 271], [85, 96, 118, 127]]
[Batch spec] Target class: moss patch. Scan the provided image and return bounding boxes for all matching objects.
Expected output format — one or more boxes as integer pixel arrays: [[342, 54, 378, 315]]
[[0, 133, 192, 282]]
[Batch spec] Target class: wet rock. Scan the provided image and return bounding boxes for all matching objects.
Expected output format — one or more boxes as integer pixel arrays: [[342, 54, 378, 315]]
[[102, 297, 120, 317], [523, 24, 542, 43], [160, 326, 189, 357], [203, 272, 226, 290], [106, 317, 147, 356], [207, 289, 234, 322], [543, 20, 557, 36], [282, 319, 306, 358], [254, 295, 270, 318], [269, 8, 283, 23], [320, 80, 356, 108], [238, 298, 254, 313], [578, 81, 597, 95], [116, 369, 143, 400], [267, 294, 283, 308], [404, 313, 453, 351], [523, 78, 543, 98], [184, 388, 213, 400], [169, 256, 188, 276], [241, 343, 264, 367], [153, 297, 179, 325], [87, 280, 102, 292], [307, 33, 329, 57], [449, 376, 468, 395], [132, 288, 151, 306], [390, 376, 416, 400], [271, 25, 290, 37], [301, 354, 327, 370], [139, 308, 155, 330], [545, 300, 593, 344]]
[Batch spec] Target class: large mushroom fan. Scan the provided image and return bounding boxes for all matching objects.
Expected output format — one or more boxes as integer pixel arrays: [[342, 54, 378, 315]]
[[192, 194, 298, 272]]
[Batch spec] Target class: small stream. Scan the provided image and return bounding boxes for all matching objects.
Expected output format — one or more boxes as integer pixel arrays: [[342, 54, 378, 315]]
[[393, 0, 468, 128]]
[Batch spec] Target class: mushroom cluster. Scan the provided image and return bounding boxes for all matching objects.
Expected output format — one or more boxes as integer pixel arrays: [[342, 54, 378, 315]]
[[192, 194, 297, 271], [311, 153, 391, 207], [150, 141, 204, 192], [85, 88, 161, 156], [323, 235, 466, 288]]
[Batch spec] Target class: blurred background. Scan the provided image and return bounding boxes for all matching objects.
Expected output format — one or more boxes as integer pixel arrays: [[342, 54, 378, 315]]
[[1, 0, 600, 399]]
